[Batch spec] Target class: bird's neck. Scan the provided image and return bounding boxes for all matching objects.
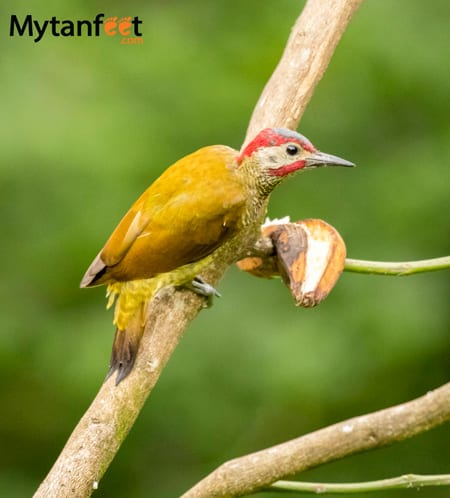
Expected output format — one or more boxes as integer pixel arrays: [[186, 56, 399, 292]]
[[239, 155, 283, 198], [233, 158, 278, 243]]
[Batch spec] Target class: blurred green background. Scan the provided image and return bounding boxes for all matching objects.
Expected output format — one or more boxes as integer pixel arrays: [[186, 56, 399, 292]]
[[0, 1, 449, 497]]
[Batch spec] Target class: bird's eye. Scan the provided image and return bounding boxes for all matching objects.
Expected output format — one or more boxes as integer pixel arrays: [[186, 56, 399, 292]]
[[286, 144, 300, 156]]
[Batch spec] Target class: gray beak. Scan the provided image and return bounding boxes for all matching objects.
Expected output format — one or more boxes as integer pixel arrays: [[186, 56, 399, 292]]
[[305, 151, 355, 168]]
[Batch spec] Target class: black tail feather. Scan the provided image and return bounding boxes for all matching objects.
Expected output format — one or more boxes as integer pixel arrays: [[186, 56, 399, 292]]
[[105, 327, 142, 385]]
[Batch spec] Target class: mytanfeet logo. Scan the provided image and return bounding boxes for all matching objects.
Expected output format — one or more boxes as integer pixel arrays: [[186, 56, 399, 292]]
[[9, 13, 143, 44]]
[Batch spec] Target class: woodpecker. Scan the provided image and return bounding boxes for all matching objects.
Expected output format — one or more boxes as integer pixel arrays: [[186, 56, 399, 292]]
[[81, 128, 354, 383]]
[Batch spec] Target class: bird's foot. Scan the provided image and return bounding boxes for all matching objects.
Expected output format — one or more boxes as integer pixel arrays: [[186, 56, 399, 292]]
[[189, 276, 221, 307]]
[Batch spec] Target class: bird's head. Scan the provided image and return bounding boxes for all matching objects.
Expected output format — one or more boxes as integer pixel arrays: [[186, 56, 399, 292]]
[[238, 128, 354, 186]]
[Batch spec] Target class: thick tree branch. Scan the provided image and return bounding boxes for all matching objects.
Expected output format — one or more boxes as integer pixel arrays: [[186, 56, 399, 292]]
[[34, 277, 225, 498], [34, 0, 365, 496], [244, 0, 363, 145], [182, 383, 450, 498]]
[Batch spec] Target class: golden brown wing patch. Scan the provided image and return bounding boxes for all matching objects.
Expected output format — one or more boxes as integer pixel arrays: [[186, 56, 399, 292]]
[[81, 145, 245, 286]]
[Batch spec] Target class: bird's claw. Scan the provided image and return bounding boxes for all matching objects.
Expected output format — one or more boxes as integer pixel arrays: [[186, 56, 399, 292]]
[[190, 277, 221, 307]]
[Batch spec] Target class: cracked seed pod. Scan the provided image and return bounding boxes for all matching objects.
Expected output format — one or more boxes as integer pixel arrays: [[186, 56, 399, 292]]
[[237, 218, 346, 307]]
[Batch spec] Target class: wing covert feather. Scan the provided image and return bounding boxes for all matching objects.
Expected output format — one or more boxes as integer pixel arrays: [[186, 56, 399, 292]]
[[90, 145, 246, 282]]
